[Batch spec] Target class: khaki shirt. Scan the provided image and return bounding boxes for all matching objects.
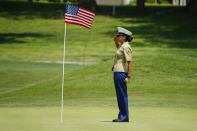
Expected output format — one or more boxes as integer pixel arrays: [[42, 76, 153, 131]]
[[113, 42, 132, 72]]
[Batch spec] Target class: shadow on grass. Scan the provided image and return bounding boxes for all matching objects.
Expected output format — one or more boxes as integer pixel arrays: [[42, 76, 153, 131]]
[[98, 5, 197, 48], [0, 1, 197, 48], [0, 33, 53, 44], [0, 1, 65, 19], [0, 1, 185, 19], [103, 7, 197, 48]]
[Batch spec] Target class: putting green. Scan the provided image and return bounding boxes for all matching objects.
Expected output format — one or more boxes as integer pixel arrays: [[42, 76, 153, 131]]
[[0, 106, 196, 131]]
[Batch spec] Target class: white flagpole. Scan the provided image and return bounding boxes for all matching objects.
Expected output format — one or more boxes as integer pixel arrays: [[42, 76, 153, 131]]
[[61, 23, 67, 123]]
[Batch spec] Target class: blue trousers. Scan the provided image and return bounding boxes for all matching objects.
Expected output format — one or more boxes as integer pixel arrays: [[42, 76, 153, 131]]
[[114, 72, 129, 121]]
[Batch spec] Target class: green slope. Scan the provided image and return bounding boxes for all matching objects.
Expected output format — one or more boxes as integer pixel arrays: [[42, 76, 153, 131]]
[[0, 48, 196, 108]]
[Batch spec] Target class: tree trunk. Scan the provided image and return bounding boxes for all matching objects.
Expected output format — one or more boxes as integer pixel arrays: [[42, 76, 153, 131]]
[[78, 0, 97, 11], [186, 0, 197, 11], [155, 0, 161, 4], [137, 0, 145, 10]]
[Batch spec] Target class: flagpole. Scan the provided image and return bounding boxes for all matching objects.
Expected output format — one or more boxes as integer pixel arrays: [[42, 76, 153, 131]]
[[61, 23, 67, 123]]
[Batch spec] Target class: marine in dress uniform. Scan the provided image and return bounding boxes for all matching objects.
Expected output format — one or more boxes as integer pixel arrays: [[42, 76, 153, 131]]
[[112, 27, 133, 122]]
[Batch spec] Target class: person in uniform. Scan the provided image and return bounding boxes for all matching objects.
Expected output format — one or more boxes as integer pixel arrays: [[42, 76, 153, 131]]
[[112, 27, 133, 122]]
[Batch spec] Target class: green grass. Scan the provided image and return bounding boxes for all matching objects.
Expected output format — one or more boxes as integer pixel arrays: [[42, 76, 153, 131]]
[[0, 1, 197, 131], [0, 7, 197, 62], [0, 107, 197, 131], [0, 48, 197, 108]]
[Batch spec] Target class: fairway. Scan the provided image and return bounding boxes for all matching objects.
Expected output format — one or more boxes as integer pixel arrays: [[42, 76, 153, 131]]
[[0, 107, 197, 131]]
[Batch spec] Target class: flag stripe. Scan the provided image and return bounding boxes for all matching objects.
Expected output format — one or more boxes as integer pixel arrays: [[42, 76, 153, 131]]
[[66, 13, 93, 22], [78, 11, 94, 19], [78, 17, 92, 25], [65, 13, 94, 27], [77, 13, 94, 21], [79, 8, 95, 16], [65, 20, 90, 28], [65, 17, 91, 26], [65, 20, 90, 29], [65, 14, 93, 24], [65, 17, 92, 27]]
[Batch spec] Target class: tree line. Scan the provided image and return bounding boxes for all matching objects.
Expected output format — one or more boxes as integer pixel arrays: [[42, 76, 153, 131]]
[[27, 0, 197, 11]]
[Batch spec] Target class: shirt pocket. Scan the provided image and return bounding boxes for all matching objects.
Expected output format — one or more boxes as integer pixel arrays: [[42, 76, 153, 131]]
[[116, 48, 124, 59], [123, 47, 132, 61]]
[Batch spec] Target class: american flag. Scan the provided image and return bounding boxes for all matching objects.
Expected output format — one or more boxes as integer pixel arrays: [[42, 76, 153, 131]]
[[65, 4, 96, 29]]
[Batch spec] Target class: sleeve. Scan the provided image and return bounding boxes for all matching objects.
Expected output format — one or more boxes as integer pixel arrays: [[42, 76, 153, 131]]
[[123, 47, 132, 61]]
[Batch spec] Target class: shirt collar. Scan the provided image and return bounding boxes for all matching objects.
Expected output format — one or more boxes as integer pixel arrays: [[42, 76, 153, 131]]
[[120, 42, 128, 47]]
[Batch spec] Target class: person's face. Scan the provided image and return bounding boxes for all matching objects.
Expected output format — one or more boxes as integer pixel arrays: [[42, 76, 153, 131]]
[[116, 35, 126, 43]]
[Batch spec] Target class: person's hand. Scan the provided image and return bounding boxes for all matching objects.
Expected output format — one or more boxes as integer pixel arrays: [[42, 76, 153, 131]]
[[124, 77, 130, 83], [114, 36, 118, 43], [114, 36, 120, 48]]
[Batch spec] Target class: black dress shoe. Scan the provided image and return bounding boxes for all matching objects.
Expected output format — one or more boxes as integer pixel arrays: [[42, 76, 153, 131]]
[[112, 118, 129, 122]]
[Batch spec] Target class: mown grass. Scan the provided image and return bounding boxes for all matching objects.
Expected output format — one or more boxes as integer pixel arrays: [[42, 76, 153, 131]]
[[1, 107, 197, 131]]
